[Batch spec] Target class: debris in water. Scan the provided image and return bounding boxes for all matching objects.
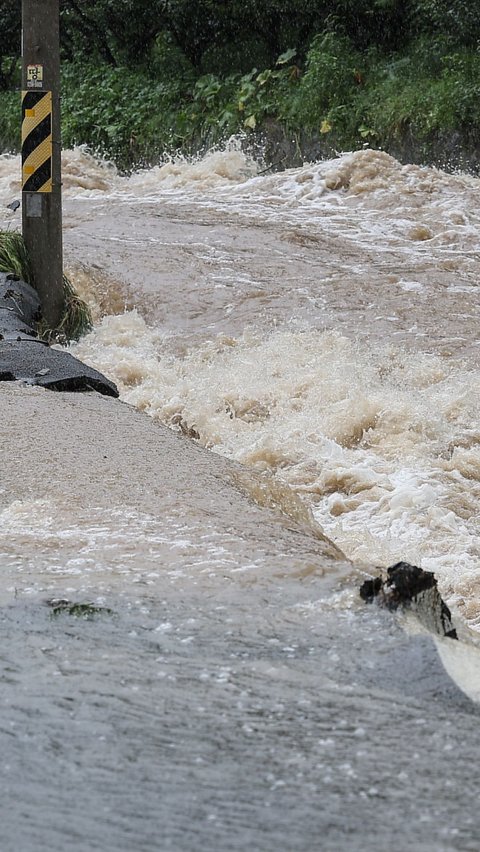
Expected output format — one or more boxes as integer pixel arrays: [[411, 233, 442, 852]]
[[46, 599, 114, 619]]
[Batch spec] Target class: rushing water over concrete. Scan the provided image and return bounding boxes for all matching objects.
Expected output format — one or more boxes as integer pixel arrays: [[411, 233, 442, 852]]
[[2, 145, 480, 849]]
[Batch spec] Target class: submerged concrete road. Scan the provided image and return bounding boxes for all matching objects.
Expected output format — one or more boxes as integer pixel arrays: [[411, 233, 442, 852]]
[[0, 383, 480, 852], [0, 272, 117, 395]]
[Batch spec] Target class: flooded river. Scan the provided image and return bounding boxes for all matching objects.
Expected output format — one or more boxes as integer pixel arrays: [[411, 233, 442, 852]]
[[1, 144, 480, 850]]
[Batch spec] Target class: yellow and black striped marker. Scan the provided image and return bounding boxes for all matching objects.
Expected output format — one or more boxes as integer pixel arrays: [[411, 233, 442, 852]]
[[22, 90, 52, 193]]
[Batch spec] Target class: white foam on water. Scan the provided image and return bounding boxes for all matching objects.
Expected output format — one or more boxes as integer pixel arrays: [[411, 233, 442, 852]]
[[71, 313, 480, 632], [0, 152, 20, 206], [435, 636, 480, 703], [3, 141, 480, 631], [1, 145, 480, 304], [0, 494, 260, 601]]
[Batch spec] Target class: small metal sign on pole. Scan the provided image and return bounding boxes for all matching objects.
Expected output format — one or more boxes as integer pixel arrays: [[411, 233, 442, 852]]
[[21, 0, 64, 329]]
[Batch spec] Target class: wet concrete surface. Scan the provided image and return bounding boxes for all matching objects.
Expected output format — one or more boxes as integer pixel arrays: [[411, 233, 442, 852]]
[[1, 593, 479, 852], [1, 384, 480, 851]]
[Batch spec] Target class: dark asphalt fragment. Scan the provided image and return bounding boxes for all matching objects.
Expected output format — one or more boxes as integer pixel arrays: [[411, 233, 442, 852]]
[[0, 340, 118, 396], [0, 272, 117, 396]]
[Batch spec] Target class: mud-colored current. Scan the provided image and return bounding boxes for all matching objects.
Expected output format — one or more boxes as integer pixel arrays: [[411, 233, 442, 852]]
[[1, 144, 480, 850]]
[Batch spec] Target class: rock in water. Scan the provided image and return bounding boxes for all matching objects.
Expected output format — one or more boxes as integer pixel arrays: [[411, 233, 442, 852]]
[[360, 561, 457, 640]]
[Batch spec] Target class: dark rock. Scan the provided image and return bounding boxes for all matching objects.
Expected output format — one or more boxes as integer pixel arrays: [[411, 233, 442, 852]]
[[360, 561, 458, 641], [240, 120, 480, 177], [385, 561, 437, 605], [359, 576, 383, 603]]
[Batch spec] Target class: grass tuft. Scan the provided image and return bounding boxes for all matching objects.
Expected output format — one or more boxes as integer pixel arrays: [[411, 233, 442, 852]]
[[38, 275, 93, 343], [0, 229, 32, 281], [0, 229, 92, 342]]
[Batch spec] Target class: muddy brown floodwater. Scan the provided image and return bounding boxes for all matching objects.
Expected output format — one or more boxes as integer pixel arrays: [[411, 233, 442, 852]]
[[1, 145, 480, 850]]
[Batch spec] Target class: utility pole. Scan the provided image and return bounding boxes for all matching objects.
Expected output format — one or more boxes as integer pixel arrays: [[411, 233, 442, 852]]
[[21, 0, 64, 330]]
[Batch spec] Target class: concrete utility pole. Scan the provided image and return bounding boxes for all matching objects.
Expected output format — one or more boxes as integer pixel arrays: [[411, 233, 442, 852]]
[[21, 0, 64, 330]]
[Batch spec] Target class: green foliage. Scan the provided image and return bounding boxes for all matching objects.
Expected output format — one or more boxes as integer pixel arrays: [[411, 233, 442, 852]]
[[1, 0, 479, 85], [60, 0, 168, 68], [57, 0, 324, 73], [190, 53, 300, 139], [410, 0, 480, 46], [60, 62, 193, 166], [359, 43, 480, 146], [0, 231, 32, 281], [0, 0, 20, 90], [2, 0, 480, 169], [322, 0, 410, 51], [149, 0, 323, 71], [56, 50, 299, 164], [290, 31, 362, 135]]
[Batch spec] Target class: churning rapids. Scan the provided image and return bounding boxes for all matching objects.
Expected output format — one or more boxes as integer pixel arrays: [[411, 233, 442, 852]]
[[2, 143, 480, 851]]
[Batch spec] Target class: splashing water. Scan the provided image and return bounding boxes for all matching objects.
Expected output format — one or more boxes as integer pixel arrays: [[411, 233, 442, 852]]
[[3, 142, 480, 631], [72, 312, 480, 631]]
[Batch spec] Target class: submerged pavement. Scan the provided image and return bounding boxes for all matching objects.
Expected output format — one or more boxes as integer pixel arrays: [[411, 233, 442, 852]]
[[1, 382, 480, 851]]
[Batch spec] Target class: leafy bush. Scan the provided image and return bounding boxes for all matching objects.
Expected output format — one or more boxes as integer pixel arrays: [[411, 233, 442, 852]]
[[2, 12, 480, 170], [61, 62, 193, 167], [359, 42, 480, 146], [191, 50, 300, 138], [410, 0, 480, 46], [290, 32, 363, 139]]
